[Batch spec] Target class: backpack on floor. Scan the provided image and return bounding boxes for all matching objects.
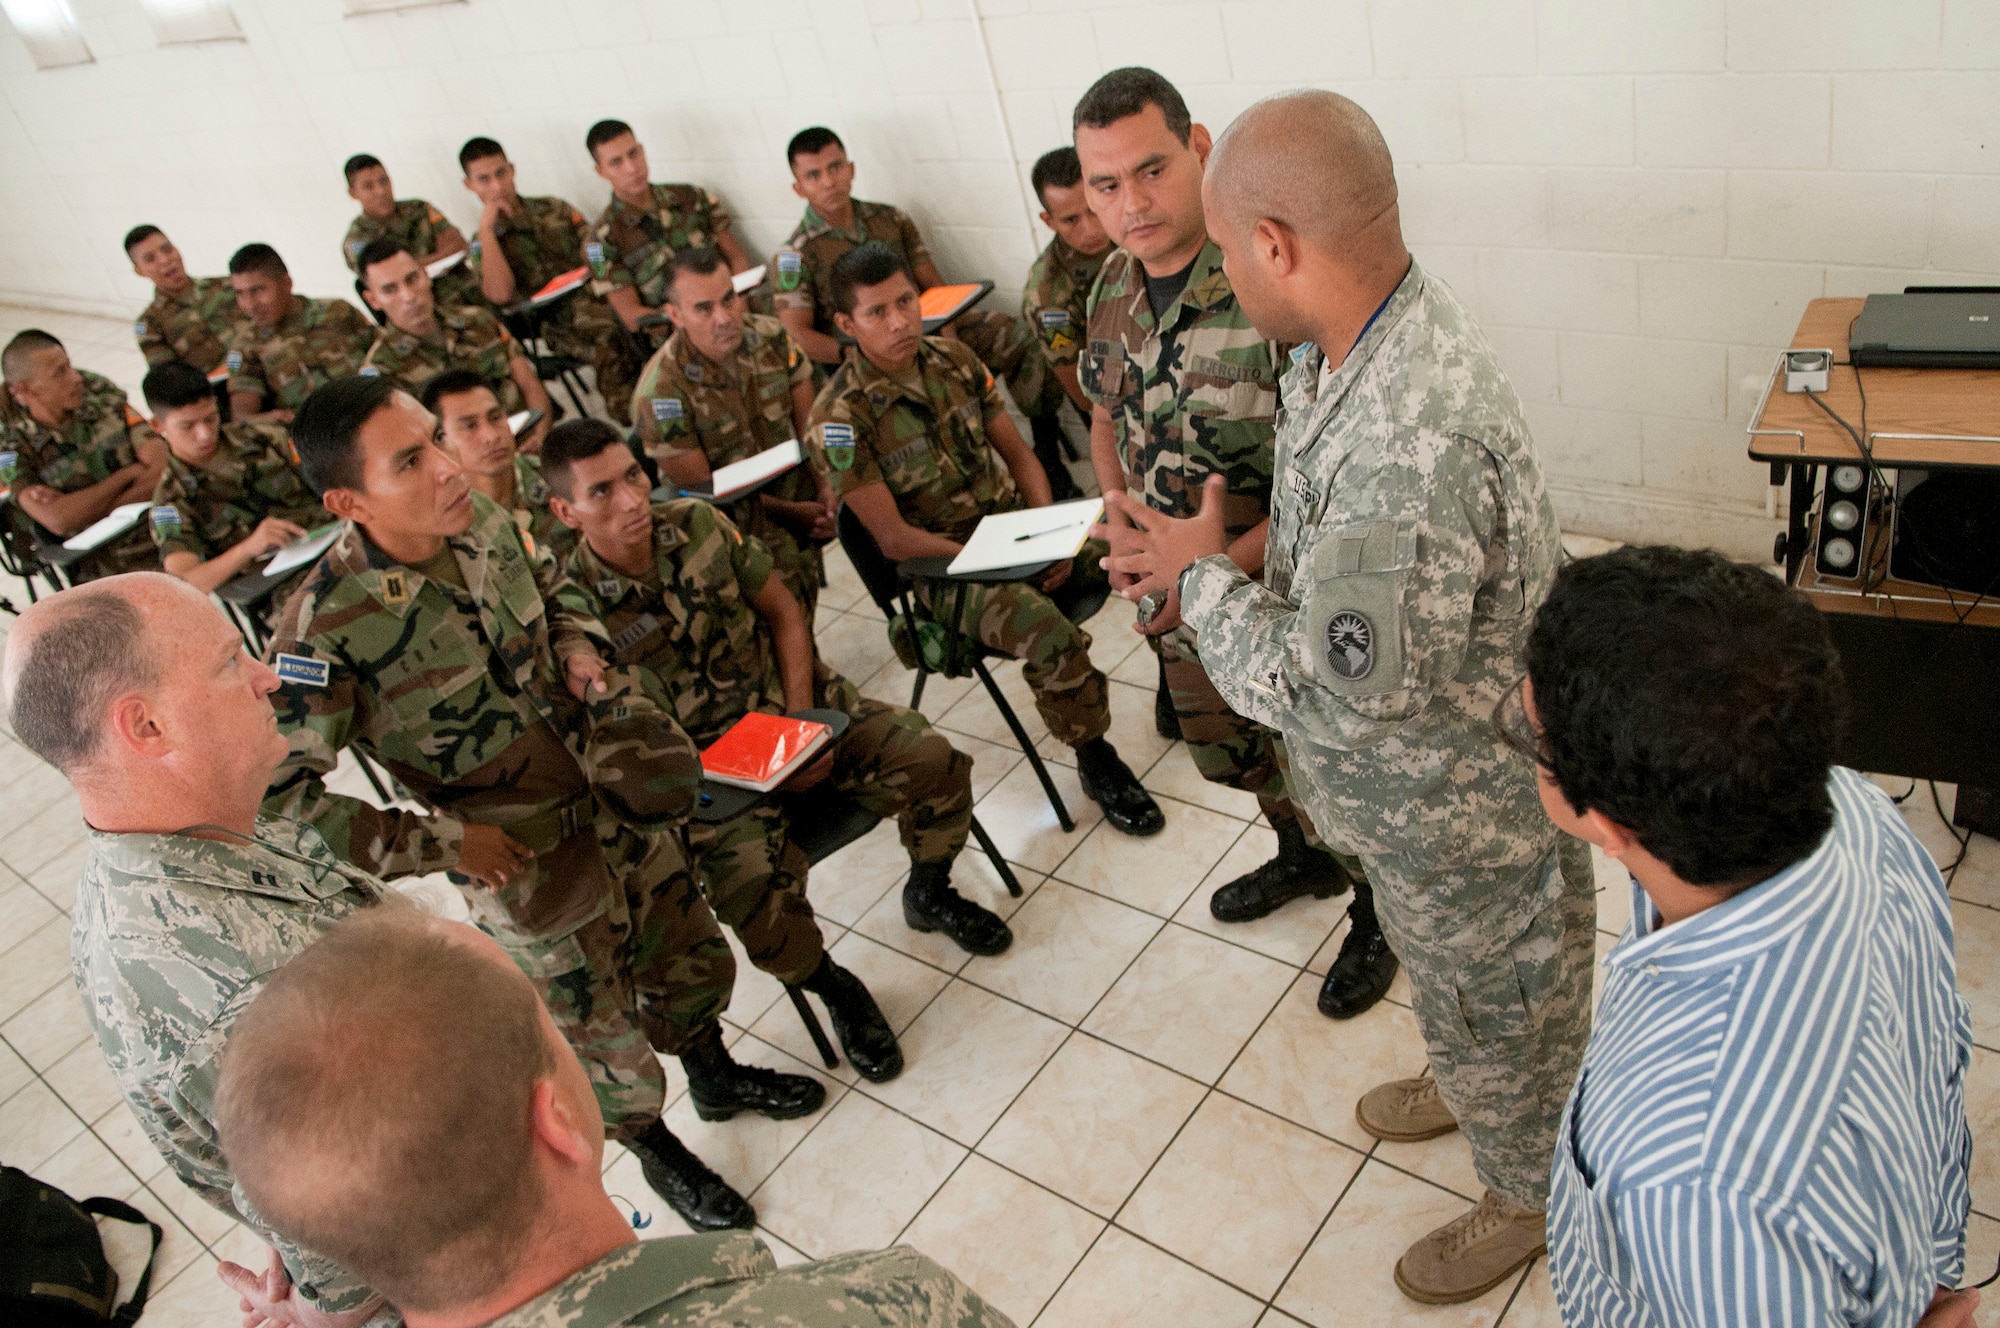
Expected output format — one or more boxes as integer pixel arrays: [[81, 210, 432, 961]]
[[0, 1165, 161, 1327]]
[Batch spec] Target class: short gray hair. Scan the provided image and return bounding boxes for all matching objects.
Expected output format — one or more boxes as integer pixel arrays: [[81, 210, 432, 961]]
[[3, 591, 156, 773]]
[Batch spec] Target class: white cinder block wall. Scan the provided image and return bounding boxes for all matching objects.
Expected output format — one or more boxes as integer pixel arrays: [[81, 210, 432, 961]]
[[1, 0, 1994, 558]]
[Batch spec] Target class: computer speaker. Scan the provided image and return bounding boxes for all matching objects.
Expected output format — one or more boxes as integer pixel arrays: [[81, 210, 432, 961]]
[[1814, 463, 1876, 580]]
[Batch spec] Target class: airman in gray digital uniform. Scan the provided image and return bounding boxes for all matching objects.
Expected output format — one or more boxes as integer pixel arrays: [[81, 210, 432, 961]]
[[1098, 91, 1595, 1307]]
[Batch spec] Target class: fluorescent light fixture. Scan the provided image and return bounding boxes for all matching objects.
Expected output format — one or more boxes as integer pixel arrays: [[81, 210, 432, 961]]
[[345, 0, 465, 14], [140, 0, 244, 44], [1, 0, 92, 69]]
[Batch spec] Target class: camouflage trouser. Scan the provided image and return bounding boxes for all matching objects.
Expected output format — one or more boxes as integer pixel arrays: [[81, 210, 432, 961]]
[[1154, 622, 1309, 832], [952, 310, 1064, 418], [684, 669, 973, 984], [496, 819, 735, 1140], [917, 541, 1111, 747], [1366, 834, 1596, 1209], [546, 301, 640, 425], [749, 513, 825, 629]]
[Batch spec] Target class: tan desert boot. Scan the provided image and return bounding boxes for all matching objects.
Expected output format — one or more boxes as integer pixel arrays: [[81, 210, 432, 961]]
[[1394, 1189, 1547, 1304], [1355, 1074, 1459, 1142]]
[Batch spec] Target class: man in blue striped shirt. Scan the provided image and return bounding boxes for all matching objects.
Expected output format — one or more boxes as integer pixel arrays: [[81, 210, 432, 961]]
[[1515, 546, 1977, 1327]]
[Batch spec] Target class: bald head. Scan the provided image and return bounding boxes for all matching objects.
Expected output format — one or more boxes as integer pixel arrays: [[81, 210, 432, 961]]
[[1, 573, 197, 774], [216, 907, 560, 1313], [1208, 90, 1399, 252]]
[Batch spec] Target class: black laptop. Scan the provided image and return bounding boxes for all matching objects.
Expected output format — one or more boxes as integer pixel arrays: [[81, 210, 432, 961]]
[[1850, 287, 2000, 369]]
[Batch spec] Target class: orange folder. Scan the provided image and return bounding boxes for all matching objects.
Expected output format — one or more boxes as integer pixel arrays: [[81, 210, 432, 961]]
[[531, 266, 590, 301]]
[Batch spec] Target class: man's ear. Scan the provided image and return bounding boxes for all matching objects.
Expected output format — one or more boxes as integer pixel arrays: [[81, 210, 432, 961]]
[[1254, 218, 1302, 279], [591, 155, 611, 185], [104, 692, 164, 758], [321, 487, 366, 523], [359, 283, 383, 314], [1038, 209, 1054, 230], [1580, 807, 1643, 863], [528, 1077, 595, 1169], [790, 175, 807, 202], [832, 311, 856, 342], [1190, 123, 1213, 167], [546, 493, 579, 530]]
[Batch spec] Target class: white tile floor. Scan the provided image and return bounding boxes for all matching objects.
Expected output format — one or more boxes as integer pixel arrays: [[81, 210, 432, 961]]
[[2, 306, 1998, 1326]]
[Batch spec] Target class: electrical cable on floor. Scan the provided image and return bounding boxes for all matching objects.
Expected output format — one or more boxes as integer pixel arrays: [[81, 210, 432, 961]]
[[1930, 782, 1971, 884]]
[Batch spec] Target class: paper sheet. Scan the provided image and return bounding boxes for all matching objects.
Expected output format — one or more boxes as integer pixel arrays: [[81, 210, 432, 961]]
[[711, 439, 802, 500], [732, 264, 767, 294], [425, 250, 466, 279], [946, 497, 1103, 575], [62, 501, 150, 551], [263, 523, 344, 579]]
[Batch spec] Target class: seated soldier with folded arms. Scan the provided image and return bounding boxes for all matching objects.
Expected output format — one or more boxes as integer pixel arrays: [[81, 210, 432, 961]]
[[775, 127, 1078, 499], [127, 225, 238, 375], [459, 135, 640, 418], [632, 246, 835, 626], [419, 367, 569, 562], [143, 359, 331, 611], [356, 237, 553, 452], [1, 329, 166, 580], [809, 243, 1162, 840], [215, 906, 1016, 1328], [339, 153, 483, 311], [584, 119, 752, 337], [541, 418, 970, 1051], [224, 243, 376, 423]]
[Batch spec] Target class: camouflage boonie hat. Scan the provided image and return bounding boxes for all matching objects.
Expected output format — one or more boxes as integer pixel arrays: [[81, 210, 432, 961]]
[[582, 664, 702, 830]]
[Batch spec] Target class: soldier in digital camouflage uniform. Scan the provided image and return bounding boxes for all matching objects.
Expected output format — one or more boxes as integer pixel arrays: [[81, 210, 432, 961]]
[[459, 136, 641, 420], [126, 225, 238, 375], [810, 243, 1161, 849], [265, 376, 824, 1232], [0, 331, 165, 581], [1072, 68, 1394, 1022], [1100, 90, 1596, 1304], [632, 247, 833, 626], [0, 572, 388, 1325], [422, 367, 572, 563], [141, 359, 330, 620], [340, 152, 485, 311], [222, 242, 376, 419]]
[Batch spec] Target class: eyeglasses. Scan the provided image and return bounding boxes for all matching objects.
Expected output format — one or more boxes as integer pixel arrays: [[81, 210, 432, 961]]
[[1490, 673, 1547, 768]]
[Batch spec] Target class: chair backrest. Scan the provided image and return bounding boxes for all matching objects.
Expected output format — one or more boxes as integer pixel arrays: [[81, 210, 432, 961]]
[[835, 504, 904, 616]]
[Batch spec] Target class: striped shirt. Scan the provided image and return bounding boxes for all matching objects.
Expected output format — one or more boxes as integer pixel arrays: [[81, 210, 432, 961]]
[[1549, 767, 1973, 1327]]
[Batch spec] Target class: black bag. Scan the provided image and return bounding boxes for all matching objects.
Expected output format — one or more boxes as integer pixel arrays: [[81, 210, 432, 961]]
[[0, 1166, 162, 1327]]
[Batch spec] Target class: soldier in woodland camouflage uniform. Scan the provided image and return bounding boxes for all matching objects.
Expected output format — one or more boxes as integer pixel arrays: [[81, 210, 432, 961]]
[[0, 573, 387, 1323], [1021, 146, 1115, 419], [810, 243, 1161, 847], [211, 907, 1013, 1328], [222, 243, 376, 418], [422, 367, 571, 562], [141, 359, 330, 619], [1073, 68, 1394, 1022], [459, 137, 641, 419], [1099, 91, 1595, 1304], [0, 332, 165, 580], [340, 153, 485, 311], [632, 246, 834, 626], [264, 376, 824, 1233], [126, 225, 239, 374]]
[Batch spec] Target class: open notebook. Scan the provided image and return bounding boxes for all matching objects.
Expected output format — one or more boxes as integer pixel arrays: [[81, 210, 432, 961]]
[[946, 497, 1103, 575], [920, 281, 993, 331]]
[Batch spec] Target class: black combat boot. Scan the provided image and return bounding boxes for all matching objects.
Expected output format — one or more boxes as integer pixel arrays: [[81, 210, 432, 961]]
[[1318, 880, 1399, 1019], [903, 860, 1012, 956], [1208, 817, 1354, 923], [678, 1021, 825, 1122], [1154, 657, 1178, 739], [1075, 737, 1165, 836], [1030, 412, 1084, 501], [798, 954, 904, 1083], [624, 1118, 755, 1231]]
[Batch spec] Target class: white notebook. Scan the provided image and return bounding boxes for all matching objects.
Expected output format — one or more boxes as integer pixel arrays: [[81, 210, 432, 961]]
[[425, 250, 466, 279], [732, 264, 767, 294], [263, 523, 344, 579], [711, 440, 802, 501], [62, 501, 150, 551], [946, 497, 1103, 576]]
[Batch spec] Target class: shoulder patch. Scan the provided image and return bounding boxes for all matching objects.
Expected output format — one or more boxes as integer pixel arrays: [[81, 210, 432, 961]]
[[775, 251, 802, 290], [819, 421, 854, 470], [1039, 309, 1069, 328], [149, 504, 181, 533], [358, 364, 381, 377], [225, 348, 243, 372], [274, 653, 330, 688], [0, 451, 17, 485], [651, 397, 684, 422], [468, 239, 482, 257], [346, 239, 366, 258]]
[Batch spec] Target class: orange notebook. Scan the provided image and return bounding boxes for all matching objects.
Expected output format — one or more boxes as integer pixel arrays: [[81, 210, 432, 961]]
[[531, 266, 590, 301], [919, 282, 991, 326], [700, 712, 832, 792]]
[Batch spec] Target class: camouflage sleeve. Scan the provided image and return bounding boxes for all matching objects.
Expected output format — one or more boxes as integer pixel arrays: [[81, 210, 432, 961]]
[[779, 326, 813, 389], [529, 528, 613, 664], [586, 222, 634, 298], [341, 222, 366, 273], [703, 187, 735, 235], [136, 315, 172, 366], [807, 394, 875, 500], [697, 501, 774, 596], [961, 344, 1008, 428], [634, 386, 696, 462], [123, 405, 163, 466], [1180, 433, 1495, 751], [894, 208, 934, 273], [147, 471, 209, 560], [227, 339, 268, 401], [263, 631, 466, 877]]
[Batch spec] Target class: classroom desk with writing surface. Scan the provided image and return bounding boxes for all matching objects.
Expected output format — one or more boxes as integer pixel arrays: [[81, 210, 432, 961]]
[[1747, 297, 2000, 789]]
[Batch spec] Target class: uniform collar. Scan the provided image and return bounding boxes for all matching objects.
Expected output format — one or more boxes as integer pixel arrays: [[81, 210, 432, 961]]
[[846, 339, 947, 412], [349, 500, 499, 619], [571, 504, 689, 608], [511, 452, 548, 510], [665, 326, 745, 386], [1114, 238, 1231, 336], [86, 817, 368, 904], [801, 198, 870, 241], [1288, 260, 1426, 417], [487, 1233, 771, 1328], [147, 281, 198, 316]]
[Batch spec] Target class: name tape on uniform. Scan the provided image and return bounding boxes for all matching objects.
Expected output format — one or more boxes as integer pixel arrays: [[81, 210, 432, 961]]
[[274, 653, 330, 688]]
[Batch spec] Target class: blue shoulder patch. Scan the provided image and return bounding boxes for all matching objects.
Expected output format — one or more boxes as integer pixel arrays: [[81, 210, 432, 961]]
[[652, 397, 683, 422], [1039, 309, 1069, 328], [274, 653, 330, 688]]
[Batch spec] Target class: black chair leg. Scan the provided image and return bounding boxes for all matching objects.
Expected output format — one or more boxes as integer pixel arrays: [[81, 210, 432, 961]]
[[355, 751, 396, 806], [972, 657, 1074, 832], [968, 815, 1022, 897], [787, 985, 840, 1069]]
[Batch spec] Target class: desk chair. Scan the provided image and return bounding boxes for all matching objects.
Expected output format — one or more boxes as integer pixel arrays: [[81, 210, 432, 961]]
[[836, 506, 1101, 832], [500, 300, 593, 421], [694, 720, 1022, 1073], [0, 499, 69, 609]]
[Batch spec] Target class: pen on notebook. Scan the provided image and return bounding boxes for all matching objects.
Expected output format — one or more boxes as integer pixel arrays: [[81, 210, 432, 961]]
[[1013, 522, 1082, 542]]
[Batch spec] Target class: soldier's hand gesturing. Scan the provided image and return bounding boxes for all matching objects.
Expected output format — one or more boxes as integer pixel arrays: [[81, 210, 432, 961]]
[[457, 824, 535, 891], [1096, 473, 1229, 604], [565, 651, 609, 702], [217, 1248, 383, 1328]]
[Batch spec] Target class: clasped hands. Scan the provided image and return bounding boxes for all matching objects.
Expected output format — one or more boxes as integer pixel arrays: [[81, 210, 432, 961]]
[[1092, 474, 1230, 638]]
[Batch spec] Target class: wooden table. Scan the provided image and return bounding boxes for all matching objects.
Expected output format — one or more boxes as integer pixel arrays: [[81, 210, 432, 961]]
[[1747, 297, 2000, 786]]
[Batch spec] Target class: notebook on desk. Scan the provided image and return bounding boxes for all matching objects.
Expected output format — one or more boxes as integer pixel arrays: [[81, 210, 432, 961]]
[[700, 712, 832, 792], [527, 266, 589, 303], [920, 282, 993, 332], [732, 265, 767, 295], [425, 251, 466, 279], [946, 497, 1103, 576]]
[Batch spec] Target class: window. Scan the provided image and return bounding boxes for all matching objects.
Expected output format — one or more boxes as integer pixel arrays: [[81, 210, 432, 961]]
[[0, 0, 91, 69], [139, 0, 244, 45]]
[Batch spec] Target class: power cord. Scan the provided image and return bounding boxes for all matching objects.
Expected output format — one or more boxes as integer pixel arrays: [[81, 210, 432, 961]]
[[1929, 782, 1971, 884]]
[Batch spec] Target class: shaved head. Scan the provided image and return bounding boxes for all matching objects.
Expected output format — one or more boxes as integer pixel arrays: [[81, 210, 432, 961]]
[[1208, 90, 1398, 250]]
